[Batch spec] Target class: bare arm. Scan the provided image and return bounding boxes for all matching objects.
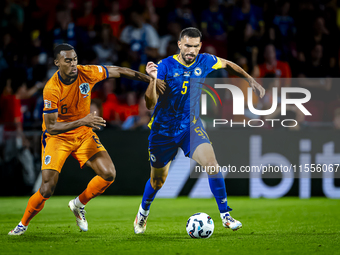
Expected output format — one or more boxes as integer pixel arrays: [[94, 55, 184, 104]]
[[221, 58, 252, 81], [145, 62, 159, 110], [106, 66, 166, 94], [220, 58, 265, 98], [44, 111, 106, 135]]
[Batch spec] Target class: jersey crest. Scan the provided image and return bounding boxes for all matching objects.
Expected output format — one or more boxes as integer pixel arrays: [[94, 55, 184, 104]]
[[44, 155, 51, 165], [79, 83, 90, 95], [194, 67, 202, 76]]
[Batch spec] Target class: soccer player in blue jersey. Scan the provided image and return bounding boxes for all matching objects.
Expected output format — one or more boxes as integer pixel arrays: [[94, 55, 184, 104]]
[[134, 28, 265, 234]]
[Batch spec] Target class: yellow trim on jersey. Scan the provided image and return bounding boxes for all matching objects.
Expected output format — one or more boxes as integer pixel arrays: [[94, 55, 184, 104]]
[[212, 57, 223, 70], [148, 115, 155, 129], [173, 54, 196, 67]]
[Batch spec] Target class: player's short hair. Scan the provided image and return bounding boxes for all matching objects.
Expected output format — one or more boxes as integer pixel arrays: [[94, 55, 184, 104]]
[[179, 27, 202, 42], [54, 43, 75, 59]]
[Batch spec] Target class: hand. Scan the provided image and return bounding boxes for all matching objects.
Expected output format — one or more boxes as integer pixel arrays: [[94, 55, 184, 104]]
[[83, 111, 106, 130], [146, 61, 157, 79], [249, 79, 265, 98], [156, 79, 166, 94]]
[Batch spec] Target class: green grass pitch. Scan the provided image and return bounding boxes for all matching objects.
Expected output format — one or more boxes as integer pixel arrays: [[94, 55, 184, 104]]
[[1, 196, 339, 255]]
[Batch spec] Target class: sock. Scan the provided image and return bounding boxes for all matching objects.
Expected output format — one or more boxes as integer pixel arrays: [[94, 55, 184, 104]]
[[19, 221, 26, 228], [220, 212, 230, 219], [78, 175, 113, 205], [208, 172, 232, 213], [141, 179, 158, 211], [21, 190, 49, 226], [74, 197, 85, 208], [138, 204, 149, 216]]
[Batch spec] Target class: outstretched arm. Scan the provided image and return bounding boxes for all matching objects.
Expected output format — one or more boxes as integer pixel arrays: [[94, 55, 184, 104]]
[[219, 58, 265, 98], [106, 66, 166, 94]]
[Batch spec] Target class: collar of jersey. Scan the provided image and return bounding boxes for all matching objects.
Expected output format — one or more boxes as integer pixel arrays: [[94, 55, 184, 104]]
[[58, 71, 78, 85], [173, 54, 196, 68]]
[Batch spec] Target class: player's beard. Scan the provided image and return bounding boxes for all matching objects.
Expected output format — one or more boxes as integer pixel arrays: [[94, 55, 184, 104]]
[[181, 52, 196, 65]]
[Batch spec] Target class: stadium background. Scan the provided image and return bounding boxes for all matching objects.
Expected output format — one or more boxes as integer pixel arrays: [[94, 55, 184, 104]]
[[0, 0, 340, 198]]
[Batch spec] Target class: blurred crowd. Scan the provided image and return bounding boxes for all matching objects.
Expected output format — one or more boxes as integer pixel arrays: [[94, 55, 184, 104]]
[[2, 0, 340, 192], [1, 0, 340, 133]]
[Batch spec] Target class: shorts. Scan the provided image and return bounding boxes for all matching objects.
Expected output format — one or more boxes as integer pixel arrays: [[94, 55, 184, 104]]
[[148, 118, 210, 168], [41, 129, 106, 173]]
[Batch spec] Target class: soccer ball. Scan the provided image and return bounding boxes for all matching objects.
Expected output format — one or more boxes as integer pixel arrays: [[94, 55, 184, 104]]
[[186, 212, 214, 239]]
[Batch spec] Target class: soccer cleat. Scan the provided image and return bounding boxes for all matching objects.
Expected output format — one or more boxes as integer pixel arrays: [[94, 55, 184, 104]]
[[134, 211, 148, 234], [221, 212, 242, 231], [68, 199, 88, 232], [8, 222, 28, 236]]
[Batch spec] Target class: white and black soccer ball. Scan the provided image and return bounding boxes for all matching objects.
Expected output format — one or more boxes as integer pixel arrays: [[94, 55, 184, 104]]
[[186, 212, 214, 239]]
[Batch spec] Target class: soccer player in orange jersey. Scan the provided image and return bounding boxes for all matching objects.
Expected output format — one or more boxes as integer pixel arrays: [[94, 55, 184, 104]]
[[8, 43, 165, 235]]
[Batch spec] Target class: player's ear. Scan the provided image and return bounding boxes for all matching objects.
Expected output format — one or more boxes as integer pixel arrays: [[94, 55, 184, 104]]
[[54, 59, 59, 67], [178, 40, 181, 50]]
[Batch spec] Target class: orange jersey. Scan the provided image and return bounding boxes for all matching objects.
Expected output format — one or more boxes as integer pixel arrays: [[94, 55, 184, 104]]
[[42, 65, 108, 136]]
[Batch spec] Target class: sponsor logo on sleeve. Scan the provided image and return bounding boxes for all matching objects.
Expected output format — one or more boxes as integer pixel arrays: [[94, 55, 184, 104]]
[[44, 100, 51, 109]]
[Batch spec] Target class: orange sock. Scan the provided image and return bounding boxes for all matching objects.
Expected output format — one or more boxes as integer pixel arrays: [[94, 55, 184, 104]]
[[78, 175, 113, 205], [21, 190, 49, 226]]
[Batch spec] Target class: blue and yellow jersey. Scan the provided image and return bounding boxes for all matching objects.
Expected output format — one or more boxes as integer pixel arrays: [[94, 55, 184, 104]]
[[149, 53, 223, 137]]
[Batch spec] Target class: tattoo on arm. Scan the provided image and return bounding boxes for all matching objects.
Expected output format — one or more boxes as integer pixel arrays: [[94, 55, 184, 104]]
[[120, 68, 151, 83]]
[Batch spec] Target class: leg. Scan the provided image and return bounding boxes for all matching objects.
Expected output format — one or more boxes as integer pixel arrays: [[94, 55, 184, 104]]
[[192, 143, 231, 212], [85, 150, 116, 181], [192, 143, 219, 175], [192, 143, 242, 231], [72, 132, 116, 207], [68, 151, 115, 232], [141, 161, 171, 211], [140, 134, 178, 212], [23, 169, 59, 224], [39, 169, 60, 198], [134, 133, 177, 234], [8, 170, 59, 235], [134, 161, 171, 234], [189, 119, 229, 212], [185, 119, 233, 214], [76, 151, 115, 206], [68, 133, 114, 232]]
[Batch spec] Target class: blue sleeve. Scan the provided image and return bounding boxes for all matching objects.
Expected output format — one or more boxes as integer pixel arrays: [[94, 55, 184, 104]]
[[157, 60, 167, 80], [203, 54, 223, 74]]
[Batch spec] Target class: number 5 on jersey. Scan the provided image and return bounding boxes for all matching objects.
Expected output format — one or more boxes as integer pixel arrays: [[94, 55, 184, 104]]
[[181, 81, 188, 95]]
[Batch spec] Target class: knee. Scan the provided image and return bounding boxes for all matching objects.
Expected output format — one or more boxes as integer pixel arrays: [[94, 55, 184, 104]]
[[100, 164, 116, 181], [39, 181, 56, 198], [150, 177, 165, 190], [204, 159, 219, 175]]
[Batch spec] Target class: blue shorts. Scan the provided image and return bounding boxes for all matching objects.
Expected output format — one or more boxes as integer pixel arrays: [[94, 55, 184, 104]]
[[148, 118, 210, 168]]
